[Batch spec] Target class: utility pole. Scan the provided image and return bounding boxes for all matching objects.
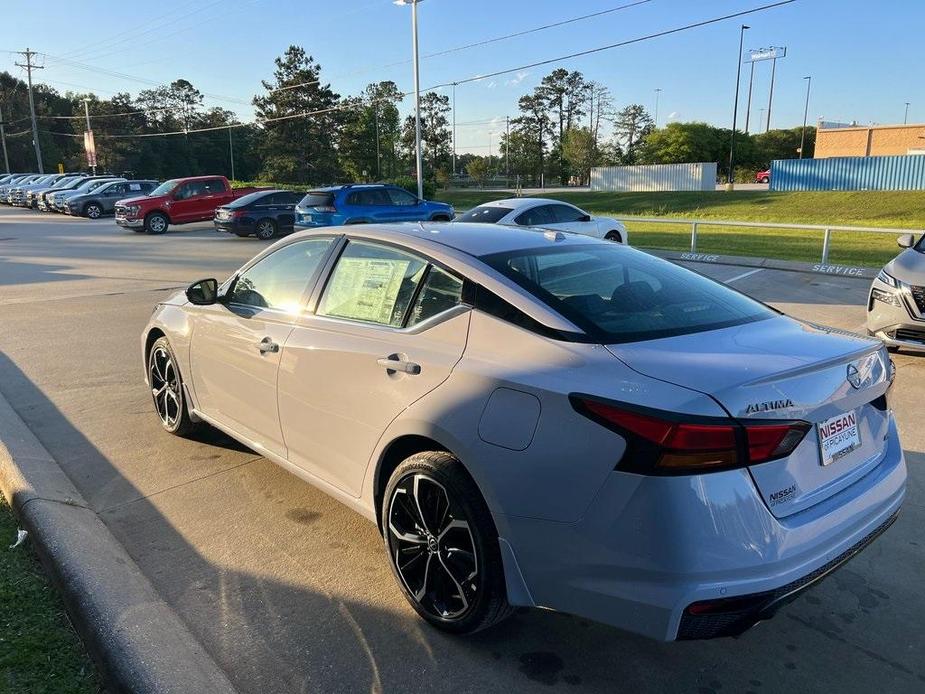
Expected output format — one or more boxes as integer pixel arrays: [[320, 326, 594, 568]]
[[82, 99, 96, 175], [15, 48, 44, 173], [0, 104, 10, 174], [374, 103, 381, 178], [228, 126, 235, 181], [904, 102, 910, 125]]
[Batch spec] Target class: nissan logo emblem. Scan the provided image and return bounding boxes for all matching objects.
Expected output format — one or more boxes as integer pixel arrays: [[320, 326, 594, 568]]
[[846, 363, 862, 389]]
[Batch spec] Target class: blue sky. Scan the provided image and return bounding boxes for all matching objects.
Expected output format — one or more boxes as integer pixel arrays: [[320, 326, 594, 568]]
[[2, 0, 923, 154]]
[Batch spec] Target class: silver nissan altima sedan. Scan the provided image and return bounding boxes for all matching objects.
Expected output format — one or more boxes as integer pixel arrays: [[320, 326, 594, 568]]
[[142, 223, 905, 640]]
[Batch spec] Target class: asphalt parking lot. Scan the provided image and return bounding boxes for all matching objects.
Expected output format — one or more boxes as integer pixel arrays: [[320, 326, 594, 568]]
[[0, 206, 922, 693]]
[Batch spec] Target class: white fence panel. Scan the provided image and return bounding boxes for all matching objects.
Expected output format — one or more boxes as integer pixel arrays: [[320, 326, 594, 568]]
[[590, 163, 717, 192]]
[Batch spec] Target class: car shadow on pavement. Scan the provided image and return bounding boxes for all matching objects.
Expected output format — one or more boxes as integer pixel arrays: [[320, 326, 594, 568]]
[[1, 351, 922, 694]]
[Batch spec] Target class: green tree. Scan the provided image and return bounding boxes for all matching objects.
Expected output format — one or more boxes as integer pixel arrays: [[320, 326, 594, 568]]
[[754, 126, 815, 164], [253, 45, 341, 184], [561, 127, 597, 185], [339, 81, 402, 181], [466, 157, 489, 187], [401, 91, 451, 180], [613, 104, 654, 163]]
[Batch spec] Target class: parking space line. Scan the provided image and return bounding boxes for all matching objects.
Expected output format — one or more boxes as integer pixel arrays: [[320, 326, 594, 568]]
[[725, 268, 763, 284]]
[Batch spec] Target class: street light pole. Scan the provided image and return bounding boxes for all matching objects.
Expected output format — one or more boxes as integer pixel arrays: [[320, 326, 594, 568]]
[[766, 53, 778, 133], [727, 24, 749, 189], [82, 99, 97, 175], [904, 102, 910, 125], [395, 0, 424, 200], [451, 82, 457, 176], [744, 57, 755, 134], [800, 76, 812, 159], [654, 88, 662, 128]]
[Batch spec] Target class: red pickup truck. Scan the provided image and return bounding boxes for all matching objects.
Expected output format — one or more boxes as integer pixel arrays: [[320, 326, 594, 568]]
[[115, 176, 267, 234]]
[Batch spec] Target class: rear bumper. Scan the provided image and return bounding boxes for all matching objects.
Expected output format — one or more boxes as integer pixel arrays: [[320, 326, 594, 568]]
[[495, 415, 906, 640], [214, 219, 248, 234]]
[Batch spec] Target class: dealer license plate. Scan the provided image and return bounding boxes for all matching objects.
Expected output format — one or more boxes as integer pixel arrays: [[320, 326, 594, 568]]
[[818, 409, 861, 466]]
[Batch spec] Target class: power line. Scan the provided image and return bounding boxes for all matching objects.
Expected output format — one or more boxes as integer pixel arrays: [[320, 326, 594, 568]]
[[268, 0, 654, 95], [432, 0, 799, 90]]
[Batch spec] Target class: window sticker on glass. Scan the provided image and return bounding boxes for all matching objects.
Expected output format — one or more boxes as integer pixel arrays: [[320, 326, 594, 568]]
[[129, 183, 141, 191], [322, 258, 411, 324]]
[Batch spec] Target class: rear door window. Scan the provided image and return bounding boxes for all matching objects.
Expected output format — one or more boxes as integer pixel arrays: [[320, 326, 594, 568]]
[[407, 267, 464, 327], [514, 205, 555, 226], [318, 241, 428, 327]]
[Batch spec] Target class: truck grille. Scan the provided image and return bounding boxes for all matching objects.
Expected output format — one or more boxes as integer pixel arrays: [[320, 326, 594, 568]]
[[910, 285, 925, 313]]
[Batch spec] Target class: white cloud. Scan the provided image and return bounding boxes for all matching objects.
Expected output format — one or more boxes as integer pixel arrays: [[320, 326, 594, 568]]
[[504, 71, 530, 87], [668, 111, 679, 121], [487, 81, 497, 89]]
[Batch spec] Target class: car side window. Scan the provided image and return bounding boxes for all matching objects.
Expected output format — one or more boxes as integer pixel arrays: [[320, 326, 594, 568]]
[[318, 241, 428, 327], [227, 238, 335, 313], [176, 182, 201, 199], [386, 187, 418, 206], [107, 183, 126, 195], [514, 205, 554, 226], [203, 179, 225, 195], [407, 267, 464, 327], [549, 204, 586, 223]]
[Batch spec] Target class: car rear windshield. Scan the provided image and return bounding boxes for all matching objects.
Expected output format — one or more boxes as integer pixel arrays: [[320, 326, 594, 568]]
[[481, 244, 776, 344], [229, 190, 274, 208], [455, 205, 513, 223], [299, 191, 335, 208]]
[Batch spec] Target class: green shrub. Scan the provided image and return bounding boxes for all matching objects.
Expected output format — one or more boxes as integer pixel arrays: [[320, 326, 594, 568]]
[[388, 176, 436, 200]]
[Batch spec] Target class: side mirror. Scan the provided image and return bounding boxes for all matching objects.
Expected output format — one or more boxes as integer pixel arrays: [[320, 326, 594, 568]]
[[186, 278, 218, 305], [898, 234, 915, 249], [579, 214, 592, 222]]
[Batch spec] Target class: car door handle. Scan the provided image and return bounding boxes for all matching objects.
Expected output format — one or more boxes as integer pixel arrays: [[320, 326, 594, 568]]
[[257, 337, 279, 354], [377, 357, 421, 375]]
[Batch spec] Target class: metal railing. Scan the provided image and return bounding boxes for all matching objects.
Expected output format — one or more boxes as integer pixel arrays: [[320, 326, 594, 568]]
[[611, 216, 920, 264]]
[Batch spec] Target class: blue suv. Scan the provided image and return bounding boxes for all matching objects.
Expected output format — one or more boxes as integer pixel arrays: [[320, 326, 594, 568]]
[[294, 184, 454, 228]]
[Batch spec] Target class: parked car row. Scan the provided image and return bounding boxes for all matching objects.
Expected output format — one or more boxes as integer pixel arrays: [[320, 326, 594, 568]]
[[0, 171, 158, 217]]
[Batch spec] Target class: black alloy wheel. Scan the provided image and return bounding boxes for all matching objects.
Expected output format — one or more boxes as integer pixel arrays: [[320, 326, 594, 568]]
[[148, 337, 195, 436], [383, 451, 512, 633]]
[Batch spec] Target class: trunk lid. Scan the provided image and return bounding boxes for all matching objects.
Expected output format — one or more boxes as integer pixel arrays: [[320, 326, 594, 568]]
[[607, 316, 893, 518]]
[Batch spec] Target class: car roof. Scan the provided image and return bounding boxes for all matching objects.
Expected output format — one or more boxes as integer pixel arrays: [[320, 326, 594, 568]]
[[471, 197, 576, 210], [293, 221, 600, 257], [311, 184, 392, 192]]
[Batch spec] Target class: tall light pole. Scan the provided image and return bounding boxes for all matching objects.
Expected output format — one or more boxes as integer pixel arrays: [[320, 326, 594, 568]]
[[654, 88, 662, 127], [395, 0, 424, 199], [904, 102, 910, 125], [82, 99, 97, 175], [744, 55, 756, 134], [766, 51, 778, 132], [799, 76, 812, 159], [727, 24, 749, 189], [451, 82, 457, 176]]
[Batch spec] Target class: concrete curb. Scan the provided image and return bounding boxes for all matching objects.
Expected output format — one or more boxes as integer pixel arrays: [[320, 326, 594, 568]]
[[647, 248, 878, 280], [0, 391, 238, 694]]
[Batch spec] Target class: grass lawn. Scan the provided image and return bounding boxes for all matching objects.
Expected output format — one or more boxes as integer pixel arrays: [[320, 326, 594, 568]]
[[0, 497, 100, 694], [435, 190, 925, 267]]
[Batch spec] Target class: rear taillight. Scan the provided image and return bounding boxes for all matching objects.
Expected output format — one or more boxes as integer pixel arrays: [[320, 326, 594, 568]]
[[572, 396, 808, 474]]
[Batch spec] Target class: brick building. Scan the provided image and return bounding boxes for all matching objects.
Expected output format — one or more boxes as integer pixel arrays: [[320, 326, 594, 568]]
[[815, 123, 925, 158]]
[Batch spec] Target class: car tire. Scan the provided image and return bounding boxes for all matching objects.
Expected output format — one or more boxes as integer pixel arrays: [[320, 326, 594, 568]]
[[147, 336, 197, 437], [145, 212, 169, 235], [84, 202, 103, 219], [382, 451, 513, 634], [605, 230, 623, 243], [255, 218, 278, 240]]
